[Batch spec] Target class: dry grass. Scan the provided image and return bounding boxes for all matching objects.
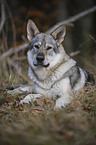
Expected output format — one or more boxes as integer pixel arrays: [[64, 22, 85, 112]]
[[0, 77, 96, 145], [0, 54, 96, 145], [0, 2, 96, 144], [0, 53, 96, 145]]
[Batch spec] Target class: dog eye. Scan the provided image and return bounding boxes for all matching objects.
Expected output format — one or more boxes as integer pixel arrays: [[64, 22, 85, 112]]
[[47, 46, 52, 50], [34, 44, 39, 49]]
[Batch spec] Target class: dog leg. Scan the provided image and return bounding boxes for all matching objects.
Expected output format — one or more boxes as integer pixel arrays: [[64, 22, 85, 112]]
[[7, 85, 34, 95], [20, 94, 43, 104], [54, 94, 73, 109]]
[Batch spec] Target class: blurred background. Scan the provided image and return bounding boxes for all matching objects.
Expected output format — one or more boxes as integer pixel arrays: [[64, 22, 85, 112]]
[[0, 0, 96, 88]]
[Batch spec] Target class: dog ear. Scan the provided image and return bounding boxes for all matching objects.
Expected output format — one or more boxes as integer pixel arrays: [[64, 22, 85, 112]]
[[51, 26, 66, 44], [27, 20, 39, 41]]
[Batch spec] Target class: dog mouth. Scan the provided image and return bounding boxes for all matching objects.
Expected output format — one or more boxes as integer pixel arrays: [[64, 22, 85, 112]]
[[33, 62, 50, 67]]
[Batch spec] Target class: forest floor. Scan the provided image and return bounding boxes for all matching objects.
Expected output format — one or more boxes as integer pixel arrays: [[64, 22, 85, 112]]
[[0, 74, 96, 145], [0, 1, 96, 145]]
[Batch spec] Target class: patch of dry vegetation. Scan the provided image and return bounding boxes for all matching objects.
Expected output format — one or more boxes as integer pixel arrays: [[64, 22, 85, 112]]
[[0, 1, 96, 144], [0, 83, 96, 145], [0, 48, 96, 145]]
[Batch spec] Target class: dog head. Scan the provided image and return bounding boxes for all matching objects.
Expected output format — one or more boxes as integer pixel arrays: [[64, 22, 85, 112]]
[[27, 20, 67, 70]]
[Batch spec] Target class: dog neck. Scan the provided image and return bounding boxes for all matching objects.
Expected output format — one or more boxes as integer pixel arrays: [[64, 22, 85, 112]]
[[28, 58, 76, 90]]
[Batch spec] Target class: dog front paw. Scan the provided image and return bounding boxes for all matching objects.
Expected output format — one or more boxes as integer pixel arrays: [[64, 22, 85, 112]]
[[7, 85, 34, 94], [20, 94, 43, 104], [54, 95, 72, 109], [55, 98, 65, 109]]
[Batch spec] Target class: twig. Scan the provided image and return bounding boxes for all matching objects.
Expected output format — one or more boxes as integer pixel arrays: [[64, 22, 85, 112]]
[[0, 0, 6, 33], [69, 50, 81, 57], [89, 35, 96, 43], [0, 6, 96, 60], [0, 43, 29, 61], [14, 56, 26, 61], [4, 0, 16, 47], [47, 5, 96, 33], [2, 27, 8, 50]]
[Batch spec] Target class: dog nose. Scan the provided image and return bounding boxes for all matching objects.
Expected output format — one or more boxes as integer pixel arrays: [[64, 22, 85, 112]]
[[36, 52, 45, 62]]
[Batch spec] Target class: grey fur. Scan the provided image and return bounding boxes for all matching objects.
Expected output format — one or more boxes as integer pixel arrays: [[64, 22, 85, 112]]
[[26, 20, 95, 108], [8, 20, 95, 108]]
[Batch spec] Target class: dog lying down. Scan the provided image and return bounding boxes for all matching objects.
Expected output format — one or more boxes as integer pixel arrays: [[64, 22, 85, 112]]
[[8, 20, 95, 109]]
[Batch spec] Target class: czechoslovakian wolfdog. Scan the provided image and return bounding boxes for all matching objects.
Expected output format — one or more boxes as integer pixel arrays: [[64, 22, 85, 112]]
[[8, 20, 95, 108]]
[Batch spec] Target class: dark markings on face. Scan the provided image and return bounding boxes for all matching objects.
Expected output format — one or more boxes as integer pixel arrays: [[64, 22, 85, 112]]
[[29, 35, 39, 50], [29, 33, 59, 54]]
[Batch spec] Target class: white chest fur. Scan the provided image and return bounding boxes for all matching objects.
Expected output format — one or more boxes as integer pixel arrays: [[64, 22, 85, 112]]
[[28, 58, 76, 97]]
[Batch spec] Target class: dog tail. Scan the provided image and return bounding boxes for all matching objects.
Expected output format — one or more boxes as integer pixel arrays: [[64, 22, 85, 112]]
[[84, 70, 95, 86]]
